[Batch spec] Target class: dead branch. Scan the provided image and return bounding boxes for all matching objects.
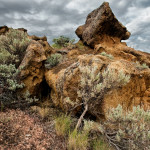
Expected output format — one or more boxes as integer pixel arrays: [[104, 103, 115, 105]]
[[75, 103, 88, 130]]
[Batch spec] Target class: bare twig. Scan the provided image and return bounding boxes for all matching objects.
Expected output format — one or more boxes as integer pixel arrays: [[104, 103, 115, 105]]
[[105, 133, 121, 150], [75, 104, 88, 130], [69, 103, 83, 112]]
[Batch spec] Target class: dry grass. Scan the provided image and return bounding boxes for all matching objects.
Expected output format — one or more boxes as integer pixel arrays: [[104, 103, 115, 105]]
[[55, 114, 72, 136], [68, 130, 88, 150], [31, 106, 51, 119]]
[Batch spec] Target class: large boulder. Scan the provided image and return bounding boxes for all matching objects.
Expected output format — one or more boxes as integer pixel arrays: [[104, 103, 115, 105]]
[[29, 35, 47, 41], [45, 54, 150, 118], [20, 40, 50, 96], [29, 35, 53, 57], [0, 26, 9, 35], [75, 2, 130, 48], [0, 25, 28, 35]]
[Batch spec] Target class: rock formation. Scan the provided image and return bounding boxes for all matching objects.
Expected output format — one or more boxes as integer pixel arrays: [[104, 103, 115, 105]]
[[0, 25, 53, 96], [45, 2, 150, 119], [45, 53, 150, 119], [20, 40, 48, 96], [1, 2, 149, 119], [0, 26, 9, 35], [17, 28, 53, 96], [76, 2, 130, 48]]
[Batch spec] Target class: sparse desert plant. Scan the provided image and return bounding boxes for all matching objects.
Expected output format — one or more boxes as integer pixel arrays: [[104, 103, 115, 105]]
[[92, 138, 110, 150], [64, 97, 77, 107], [52, 35, 75, 49], [0, 64, 24, 102], [0, 29, 31, 106], [45, 53, 62, 69], [83, 120, 95, 133], [23, 91, 38, 104], [68, 130, 88, 150], [83, 120, 103, 133], [100, 52, 114, 59], [55, 114, 72, 136], [75, 65, 130, 129], [135, 61, 149, 69], [76, 41, 85, 50], [31, 105, 50, 119], [104, 105, 150, 150]]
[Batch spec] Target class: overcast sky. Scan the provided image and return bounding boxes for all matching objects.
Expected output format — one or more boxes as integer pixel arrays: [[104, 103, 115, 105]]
[[0, 0, 150, 53]]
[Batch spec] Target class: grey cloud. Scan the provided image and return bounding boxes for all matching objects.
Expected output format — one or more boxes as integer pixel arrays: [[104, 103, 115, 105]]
[[0, 0, 149, 53], [133, 0, 150, 8], [0, 0, 34, 14]]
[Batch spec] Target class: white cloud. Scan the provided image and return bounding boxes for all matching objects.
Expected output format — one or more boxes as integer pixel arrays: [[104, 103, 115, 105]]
[[126, 6, 150, 33]]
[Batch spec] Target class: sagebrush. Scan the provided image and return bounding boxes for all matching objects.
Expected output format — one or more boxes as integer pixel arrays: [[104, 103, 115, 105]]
[[135, 61, 149, 69], [45, 53, 62, 69], [0, 28, 30, 66], [100, 52, 114, 59], [52, 35, 75, 49], [104, 105, 150, 150], [0, 29, 31, 105], [75, 65, 130, 129]]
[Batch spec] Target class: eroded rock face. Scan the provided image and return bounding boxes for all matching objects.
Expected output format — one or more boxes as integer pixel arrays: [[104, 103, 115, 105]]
[[29, 35, 47, 41], [45, 2, 150, 119], [0, 25, 53, 96], [29, 35, 53, 57], [45, 54, 150, 118], [0, 26, 28, 35], [17, 28, 27, 33], [75, 2, 130, 48], [0, 26, 9, 35], [20, 40, 48, 95]]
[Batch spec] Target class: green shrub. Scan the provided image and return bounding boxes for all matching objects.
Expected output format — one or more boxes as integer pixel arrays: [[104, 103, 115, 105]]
[[0, 28, 30, 66], [45, 53, 62, 69], [75, 65, 130, 130], [76, 41, 85, 50], [68, 130, 88, 150], [100, 52, 114, 59], [92, 139, 109, 150], [105, 105, 150, 150], [0, 29, 31, 105], [55, 114, 72, 136], [77, 65, 130, 109], [83, 120, 103, 133], [135, 61, 149, 69], [52, 35, 75, 49], [51, 43, 62, 49], [0, 64, 24, 91]]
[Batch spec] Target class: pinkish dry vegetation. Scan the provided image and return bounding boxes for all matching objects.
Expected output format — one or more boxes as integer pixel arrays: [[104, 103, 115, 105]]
[[0, 109, 67, 150]]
